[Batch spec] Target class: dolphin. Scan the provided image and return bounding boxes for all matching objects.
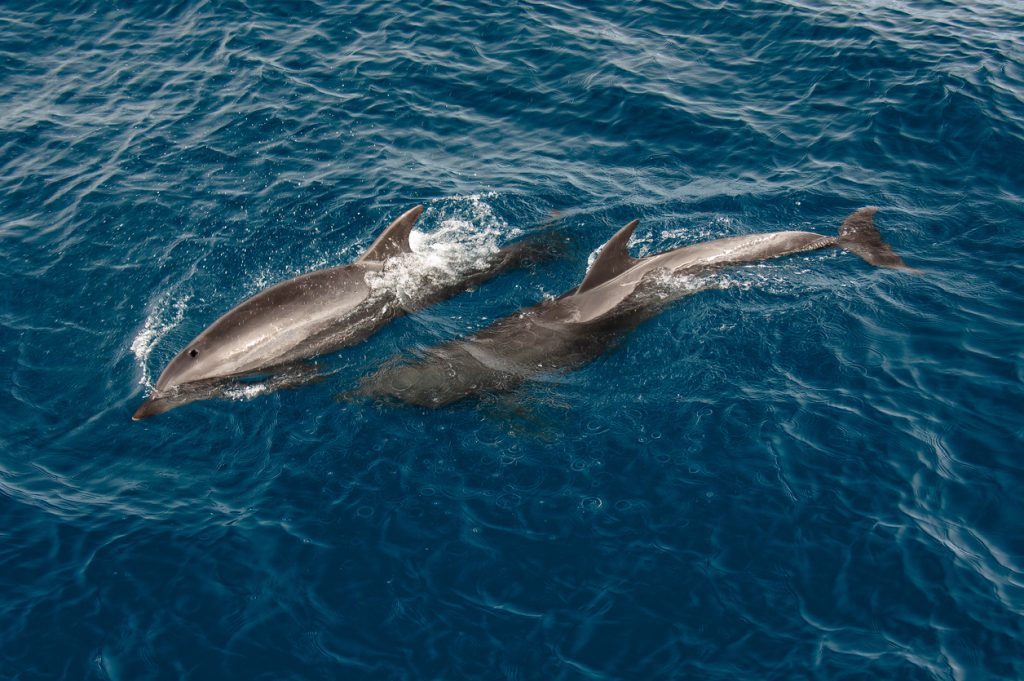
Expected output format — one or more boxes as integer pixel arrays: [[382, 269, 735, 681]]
[[353, 207, 916, 407], [133, 205, 562, 419]]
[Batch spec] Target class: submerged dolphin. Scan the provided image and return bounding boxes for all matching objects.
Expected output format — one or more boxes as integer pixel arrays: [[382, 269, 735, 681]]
[[133, 206, 560, 419], [354, 207, 916, 407]]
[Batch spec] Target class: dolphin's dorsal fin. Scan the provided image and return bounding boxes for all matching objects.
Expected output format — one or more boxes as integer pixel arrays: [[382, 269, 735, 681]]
[[574, 219, 640, 294], [356, 205, 424, 263]]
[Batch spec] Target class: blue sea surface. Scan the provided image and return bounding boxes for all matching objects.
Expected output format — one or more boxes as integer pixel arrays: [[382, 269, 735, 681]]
[[2, 1, 1023, 679]]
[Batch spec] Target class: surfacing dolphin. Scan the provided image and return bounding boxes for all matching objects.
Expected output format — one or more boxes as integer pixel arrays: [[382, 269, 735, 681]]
[[133, 205, 561, 419], [353, 207, 916, 407]]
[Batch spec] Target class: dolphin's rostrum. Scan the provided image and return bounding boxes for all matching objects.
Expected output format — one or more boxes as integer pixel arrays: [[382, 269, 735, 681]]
[[354, 207, 917, 407], [133, 205, 561, 419]]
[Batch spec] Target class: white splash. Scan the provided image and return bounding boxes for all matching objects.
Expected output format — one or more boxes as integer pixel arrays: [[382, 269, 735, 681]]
[[222, 383, 270, 401], [658, 215, 734, 243], [366, 194, 520, 308], [131, 292, 190, 389]]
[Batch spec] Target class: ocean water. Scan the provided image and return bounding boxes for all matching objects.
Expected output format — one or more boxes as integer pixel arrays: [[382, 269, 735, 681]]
[[2, 1, 1023, 679]]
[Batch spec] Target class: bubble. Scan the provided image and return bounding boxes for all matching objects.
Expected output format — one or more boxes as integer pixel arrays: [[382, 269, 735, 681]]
[[496, 493, 521, 509]]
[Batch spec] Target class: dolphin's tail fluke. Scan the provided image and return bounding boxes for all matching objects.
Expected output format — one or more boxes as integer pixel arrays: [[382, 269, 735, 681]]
[[836, 207, 919, 272]]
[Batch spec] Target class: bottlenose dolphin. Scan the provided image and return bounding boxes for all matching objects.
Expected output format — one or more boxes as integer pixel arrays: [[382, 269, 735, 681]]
[[133, 206, 560, 419], [354, 207, 916, 407]]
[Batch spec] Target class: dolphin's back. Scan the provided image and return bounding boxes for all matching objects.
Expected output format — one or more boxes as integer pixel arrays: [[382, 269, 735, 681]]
[[561, 231, 830, 323], [653, 231, 834, 271], [356, 298, 646, 407], [199, 265, 375, 345], [156, 264, 378, 389]]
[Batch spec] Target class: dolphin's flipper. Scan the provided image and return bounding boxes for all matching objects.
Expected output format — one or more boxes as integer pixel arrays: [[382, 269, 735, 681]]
[[575, 219, 640, 294], [357, 205, 424, 263], [836, 207, 918, 272]]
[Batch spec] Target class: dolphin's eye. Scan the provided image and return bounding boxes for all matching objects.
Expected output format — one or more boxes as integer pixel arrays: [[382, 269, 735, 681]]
[[189, 348, 199, 358]]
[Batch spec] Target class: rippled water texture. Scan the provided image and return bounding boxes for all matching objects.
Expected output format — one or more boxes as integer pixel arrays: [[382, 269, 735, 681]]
[[2, 1, 1023, 679]]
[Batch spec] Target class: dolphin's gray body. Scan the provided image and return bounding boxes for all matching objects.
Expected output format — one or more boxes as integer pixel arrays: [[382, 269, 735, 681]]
[[133, 206, 558, 419], [355, 207, 915, 407]]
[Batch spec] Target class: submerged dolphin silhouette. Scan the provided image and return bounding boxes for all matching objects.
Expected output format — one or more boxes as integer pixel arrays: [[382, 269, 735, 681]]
[[354, 207, 916, 407], [133, 206, 561, 419]]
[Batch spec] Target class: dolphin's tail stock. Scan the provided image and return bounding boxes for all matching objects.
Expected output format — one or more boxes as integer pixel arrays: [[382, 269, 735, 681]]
[[456, 210, 572, 290], [504, 209, 574, 269], [836, 207, 920, 273]]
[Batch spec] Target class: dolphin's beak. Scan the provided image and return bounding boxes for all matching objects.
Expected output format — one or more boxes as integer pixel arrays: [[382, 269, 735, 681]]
[[132, 394, 177, 420]]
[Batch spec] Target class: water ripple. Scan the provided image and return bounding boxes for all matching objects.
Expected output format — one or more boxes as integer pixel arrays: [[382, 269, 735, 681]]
[[2, 0, 1023, 679]]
